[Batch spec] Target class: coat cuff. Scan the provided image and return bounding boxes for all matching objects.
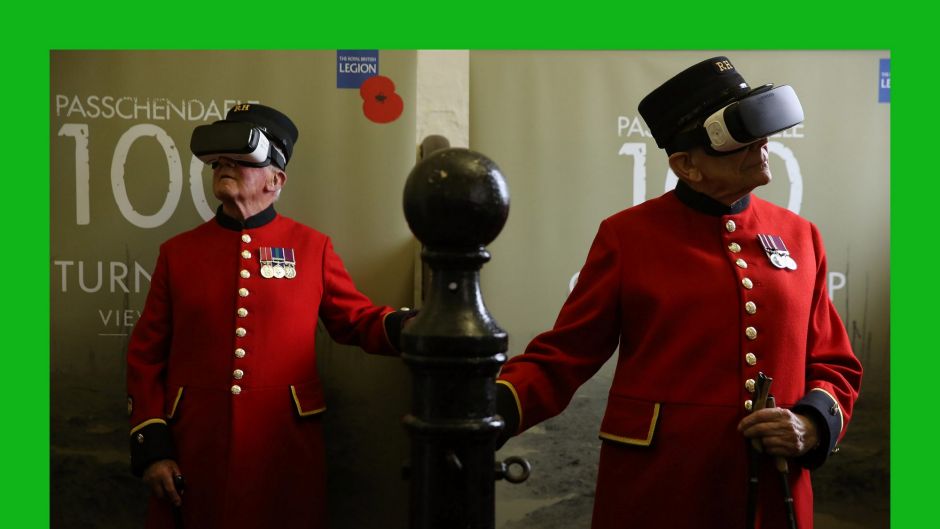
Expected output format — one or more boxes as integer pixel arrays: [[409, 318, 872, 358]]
[[129, 420, 175, 477], [495, 381, 521, 449], [383, 308, 418, 352], [792, 388, 843, 469]]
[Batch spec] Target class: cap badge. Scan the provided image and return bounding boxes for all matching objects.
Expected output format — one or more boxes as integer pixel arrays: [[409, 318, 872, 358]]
[[714, 59, 735, 73]]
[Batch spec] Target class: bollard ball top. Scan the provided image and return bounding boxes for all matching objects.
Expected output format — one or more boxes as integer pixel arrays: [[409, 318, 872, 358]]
[[403, 148, 510, 248]]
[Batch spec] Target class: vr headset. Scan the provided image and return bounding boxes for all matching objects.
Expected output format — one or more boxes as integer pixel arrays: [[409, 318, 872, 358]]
[[190, 121, 287, 169], [671, 84, 804, 154]]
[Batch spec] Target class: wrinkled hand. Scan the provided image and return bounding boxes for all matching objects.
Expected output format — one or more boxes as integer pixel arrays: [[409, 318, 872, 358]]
[[737, 408, 818, 458], [143, 459, 183, 506]]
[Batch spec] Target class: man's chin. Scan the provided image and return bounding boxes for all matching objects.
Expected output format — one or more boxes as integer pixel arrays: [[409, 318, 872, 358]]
[[212, 187, 236, 203], [753, 168, 772, 187]]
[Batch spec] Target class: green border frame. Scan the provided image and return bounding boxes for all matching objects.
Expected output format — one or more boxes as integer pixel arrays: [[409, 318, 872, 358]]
[[9, 2, 912, 527]]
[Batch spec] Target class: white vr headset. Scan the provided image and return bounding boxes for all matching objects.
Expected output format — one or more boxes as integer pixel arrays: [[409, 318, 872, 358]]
[[672, 84, 804, 154], [190, 121, 287, 169]]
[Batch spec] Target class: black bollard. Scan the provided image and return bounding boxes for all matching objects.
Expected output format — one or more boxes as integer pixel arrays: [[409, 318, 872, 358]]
[[401, 148, 514, 529]]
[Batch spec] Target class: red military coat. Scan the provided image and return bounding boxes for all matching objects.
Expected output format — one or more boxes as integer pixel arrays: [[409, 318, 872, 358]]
[[497, 182, 863, 529], [127, 206, 406, 529]]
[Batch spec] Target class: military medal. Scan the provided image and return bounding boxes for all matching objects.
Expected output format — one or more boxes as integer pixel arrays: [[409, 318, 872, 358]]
[[757, 234, 797, 270], [261, 264, 275, 278], [284, 248, 297, 279], [272, 247, 286, 278], [259, 247, 297, 279], [259, 247, 275, 278], [757, 234, 786, 269]]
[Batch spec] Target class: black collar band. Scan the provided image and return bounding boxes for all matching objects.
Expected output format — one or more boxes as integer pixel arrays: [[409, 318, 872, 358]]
[[674, 180, 750, 216], [215, 204, 277, 230]]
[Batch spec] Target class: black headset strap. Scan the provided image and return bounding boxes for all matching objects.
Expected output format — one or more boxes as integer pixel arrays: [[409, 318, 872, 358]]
[[667, 127, 748, 157]]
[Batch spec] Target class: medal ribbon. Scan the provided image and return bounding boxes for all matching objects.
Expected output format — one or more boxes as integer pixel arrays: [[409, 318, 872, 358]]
[[758, 234, 778, 253], [272, 247, 285, 266]]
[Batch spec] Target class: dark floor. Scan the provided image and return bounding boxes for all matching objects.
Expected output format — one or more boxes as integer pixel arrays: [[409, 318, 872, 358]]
[[50, 378, 888, 529]]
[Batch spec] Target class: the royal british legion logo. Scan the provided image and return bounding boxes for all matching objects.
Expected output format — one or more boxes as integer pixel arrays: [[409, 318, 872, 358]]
[[337, 50, 380, 89]]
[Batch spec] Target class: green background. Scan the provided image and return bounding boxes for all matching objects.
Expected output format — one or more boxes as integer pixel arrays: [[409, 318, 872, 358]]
[[6, 2, 914, 527]]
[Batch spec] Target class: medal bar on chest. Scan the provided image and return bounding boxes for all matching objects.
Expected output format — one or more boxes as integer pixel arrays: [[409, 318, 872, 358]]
[[258, 247, 297, 279], [757, 233, 797, 270]]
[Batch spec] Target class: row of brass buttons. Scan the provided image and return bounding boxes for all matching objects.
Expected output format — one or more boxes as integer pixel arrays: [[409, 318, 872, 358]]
[[233, 233, 253, 395], [727, 220, 761, 411]]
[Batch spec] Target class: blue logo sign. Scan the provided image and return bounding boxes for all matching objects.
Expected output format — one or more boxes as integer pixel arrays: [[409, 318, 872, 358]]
[[337, 50, 379, 89], [879, 58, 890, 103]]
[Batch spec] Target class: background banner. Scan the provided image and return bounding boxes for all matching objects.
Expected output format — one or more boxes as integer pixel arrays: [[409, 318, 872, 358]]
[[50, 50, 417, 529], [469, 50, 889, 529]]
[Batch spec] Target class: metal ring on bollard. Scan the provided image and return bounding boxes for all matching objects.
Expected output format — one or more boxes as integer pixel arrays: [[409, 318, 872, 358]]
[[502, 456, 531, 484]]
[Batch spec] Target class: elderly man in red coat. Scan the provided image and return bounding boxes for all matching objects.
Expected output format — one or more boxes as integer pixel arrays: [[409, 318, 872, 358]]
[[496, 57, 863, 529], [126, 103, 412, 529]]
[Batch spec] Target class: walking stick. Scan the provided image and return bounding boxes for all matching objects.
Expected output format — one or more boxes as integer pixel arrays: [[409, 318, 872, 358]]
[[173, 474, 186, 529], [746, 372, 772, 529], [766, 395, 798, 529], [745, 375, 799, 529]]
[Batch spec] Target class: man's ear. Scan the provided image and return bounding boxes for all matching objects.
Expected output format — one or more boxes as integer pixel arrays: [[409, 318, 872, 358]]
[[668, 151, 701, 184], [267, 168, 287, 192]]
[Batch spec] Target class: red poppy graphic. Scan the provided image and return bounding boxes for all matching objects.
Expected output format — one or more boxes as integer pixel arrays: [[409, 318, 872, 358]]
[[360, 75, 403, 124]]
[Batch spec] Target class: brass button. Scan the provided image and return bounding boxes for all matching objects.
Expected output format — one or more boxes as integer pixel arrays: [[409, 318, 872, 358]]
[[744, 399, 753, 411], [235, 327, 247, 338], [239, 288, 249, 298], [745, 379, 756, 393], [736, 259, 748, 269], [240, 269, 250, 279], [237, 308, 248, 318], [725, 220, 736, 232], [728, 242, 741, 253], [745, 301, 757, 314], [241, 250, 251, 259], [231, 385, 242, 395], [746, 352, 757, 366], [241, 234, 252, 243], [233, 369, 244, 380], [235, 348, 246, 359], [746, 326, 758, 340], [742, 278, 754, 289]]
